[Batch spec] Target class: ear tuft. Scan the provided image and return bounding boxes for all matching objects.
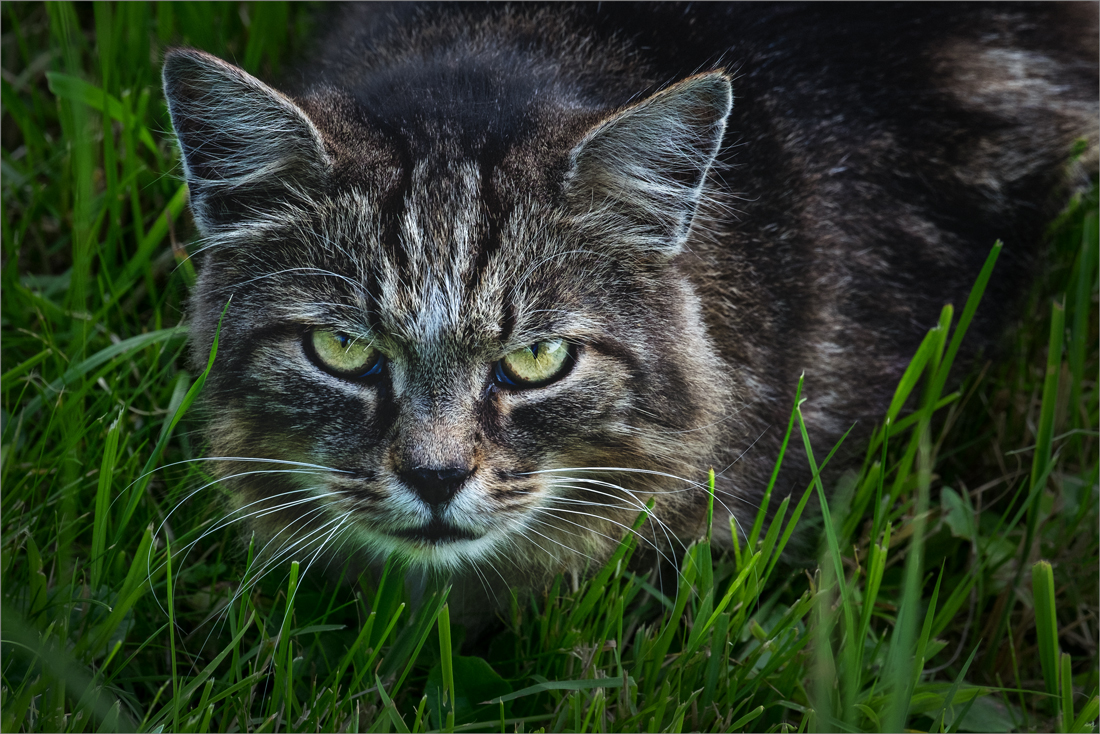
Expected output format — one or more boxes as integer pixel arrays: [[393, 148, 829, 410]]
[[162, 49, 331, 232], [565, 72, 732, 256]]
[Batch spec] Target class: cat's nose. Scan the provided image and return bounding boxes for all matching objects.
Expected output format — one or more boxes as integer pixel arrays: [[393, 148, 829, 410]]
[[400, 466, 473, 507]]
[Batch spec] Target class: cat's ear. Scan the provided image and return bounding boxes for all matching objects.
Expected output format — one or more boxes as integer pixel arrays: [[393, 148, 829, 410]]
[[162, 49, 331, 233], [564, 72, 732, 257]]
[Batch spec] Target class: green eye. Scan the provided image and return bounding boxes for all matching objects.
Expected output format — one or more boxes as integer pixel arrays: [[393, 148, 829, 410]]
[[497, 339, 572, 388], [308, 330, 383, 379]]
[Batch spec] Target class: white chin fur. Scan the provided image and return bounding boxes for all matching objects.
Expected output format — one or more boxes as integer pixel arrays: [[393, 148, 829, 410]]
[[351, 525, 502, 572]]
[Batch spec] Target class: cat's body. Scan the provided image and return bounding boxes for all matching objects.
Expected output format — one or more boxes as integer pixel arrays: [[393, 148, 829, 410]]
[[164, 3, 1097, 614]]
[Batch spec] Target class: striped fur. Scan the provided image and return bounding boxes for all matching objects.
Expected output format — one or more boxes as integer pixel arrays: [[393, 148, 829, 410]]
[[163, 3, 1097, 615]]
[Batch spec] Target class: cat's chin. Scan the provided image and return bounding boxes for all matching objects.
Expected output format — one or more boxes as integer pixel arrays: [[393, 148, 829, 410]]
[[365, 524, 504, 571], [387, 519, 482, 545]]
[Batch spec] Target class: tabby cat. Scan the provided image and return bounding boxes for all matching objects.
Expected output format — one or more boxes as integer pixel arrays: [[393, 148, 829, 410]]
[[163, 3, 1097, 613]]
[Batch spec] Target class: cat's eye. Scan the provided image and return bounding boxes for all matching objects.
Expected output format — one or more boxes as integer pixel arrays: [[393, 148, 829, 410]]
[[495, 339, 572, 388], [307, 330, 383, 380]]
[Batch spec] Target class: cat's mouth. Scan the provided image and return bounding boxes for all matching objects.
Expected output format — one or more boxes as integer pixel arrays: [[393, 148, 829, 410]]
[[389, 519, 482, 545]]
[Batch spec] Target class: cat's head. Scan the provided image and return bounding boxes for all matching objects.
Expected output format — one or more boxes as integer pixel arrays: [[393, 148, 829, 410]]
[[163, 49, 734, 575]]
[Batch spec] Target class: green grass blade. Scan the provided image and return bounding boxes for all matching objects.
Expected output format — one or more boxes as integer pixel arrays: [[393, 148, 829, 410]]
[[568, 498, 651, 627], [934, 643, 980, 732], [487, 677, 628, 705], [8, 326, 188, 433], [275, 560, 301, 715], [351, 603, 406, 694], [855, 522, 890, 681], [646, 538, 697, 696], [729, 705, 764, 730], [1071, 695, 1099, 733], [883, 302, 947, 732], [1032, 560, 1061, 700], [439, 603, 456, 732], [45, 72, 158, 153], [377, 674, 413, 734], [926, 243, 1002, 414], [116, 300, 231, 539], [148, 611, 257, 729], [1060, 652, 1074, 733], [75, 524, 158, 658], [164, 537, 180, 734], [984, 299, 1069, 674], [1027, 298, 1066, 551], [1, 607, 136, 731], [1068, 210, 1097, 439], [748, 379, 802, 552], [90, 409, 123, 589], [913, 566, 944, 683], [389, 591, 448, 693], [795, 400, 852, 617]]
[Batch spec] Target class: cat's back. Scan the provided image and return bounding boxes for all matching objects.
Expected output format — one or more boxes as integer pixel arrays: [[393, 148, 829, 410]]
[[296, 1, 1098, 457]]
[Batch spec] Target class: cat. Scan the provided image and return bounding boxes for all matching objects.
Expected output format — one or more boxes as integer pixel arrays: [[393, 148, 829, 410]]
[[162, 2, 1097, 615]]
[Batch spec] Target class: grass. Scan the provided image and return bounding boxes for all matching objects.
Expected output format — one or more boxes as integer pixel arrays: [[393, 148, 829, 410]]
[[1, 3, 1097, 732]]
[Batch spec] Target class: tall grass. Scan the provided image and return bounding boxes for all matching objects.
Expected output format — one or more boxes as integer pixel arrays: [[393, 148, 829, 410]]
[[2, 3, 1097, 732]]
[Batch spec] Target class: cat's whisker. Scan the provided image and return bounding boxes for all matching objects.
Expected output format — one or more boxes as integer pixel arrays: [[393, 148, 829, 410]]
[[499, 529, 559, 573], [293, 510, 354, 584], [535, 469, 719, 525], [516, 517, 599, 566], [524, 466, 706, 487], [467, 560, 502, 609], [542, 474, 694, 499], [151, 471, 331, 541], [152, 497, 349, 625], [525, 515, 594, 559], [319, 522, 361, 578], [207, 266, 375, 303], [541, 466, 739, 520], [155, 485, 331, 562], [299, 300, 371, 315], [482, 550, 513, 592], [184, 230, 250, 259], [223, 504, 344, 609], [713, 427, 771, 480], [537, 485, 678, 527], [538, 481, 689, 555], [529, 504, 687, 579], [533, 493, 638, 512], [522, 510, 689, 602], [118, 456, 348, 514], [541, 473, 729, 534], [252, 504, 345, 567], [530, 508, 689, 603], [554, 484, 690, 559], [152, 488, 350, 603], [649, 404, 753, 436], [522, 515, 601, 573], [192, 506, 351, 645], [147, 483, 332, 610]]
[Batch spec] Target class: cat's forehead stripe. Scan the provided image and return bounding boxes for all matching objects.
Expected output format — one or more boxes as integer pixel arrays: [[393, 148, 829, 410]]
[[390, 159, 487, 344]]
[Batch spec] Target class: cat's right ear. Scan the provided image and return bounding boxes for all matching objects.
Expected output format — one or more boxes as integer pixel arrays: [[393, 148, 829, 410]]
[[162, 49, 330, 233], [564, 72, 732, 258]]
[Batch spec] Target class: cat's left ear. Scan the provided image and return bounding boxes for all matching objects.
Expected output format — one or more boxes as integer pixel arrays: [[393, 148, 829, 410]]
[[162, 49, 331, 233], [564, 72, 732, 257]]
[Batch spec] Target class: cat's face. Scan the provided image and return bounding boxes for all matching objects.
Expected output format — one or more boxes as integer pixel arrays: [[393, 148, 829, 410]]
[[164, 50, 733, 575]]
